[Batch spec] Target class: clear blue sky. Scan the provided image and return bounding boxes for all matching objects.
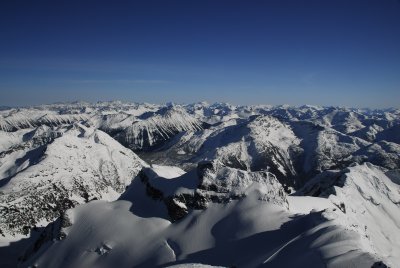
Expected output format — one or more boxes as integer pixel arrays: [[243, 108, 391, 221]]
[[1, 0, 399, 108]]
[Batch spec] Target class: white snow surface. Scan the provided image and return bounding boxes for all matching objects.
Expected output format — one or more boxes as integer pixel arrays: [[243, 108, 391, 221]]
[[23, 184, 381, 268], [326, 163, 400, 267], [151, 164, 186, 179]]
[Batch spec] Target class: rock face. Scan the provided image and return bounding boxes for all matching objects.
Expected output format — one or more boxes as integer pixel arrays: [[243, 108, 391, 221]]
[[137, 160, 287, 222]]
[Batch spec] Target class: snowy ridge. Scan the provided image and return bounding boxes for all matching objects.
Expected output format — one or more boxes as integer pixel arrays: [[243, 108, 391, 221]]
[[327, 164, 400, 267], [120, 106, 203, 150], [298, 163, 400, 267], [0, 111, 89, 132]]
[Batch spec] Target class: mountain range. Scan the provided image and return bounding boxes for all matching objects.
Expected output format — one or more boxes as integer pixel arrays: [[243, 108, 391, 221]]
[[0, 101, 399, 268]]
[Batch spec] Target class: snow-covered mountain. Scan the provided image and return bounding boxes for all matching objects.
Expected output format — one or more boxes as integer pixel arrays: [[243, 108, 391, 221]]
[[0, 123, 144, 236], [115, 105, 203, 151], [0, 101, 399, 268]]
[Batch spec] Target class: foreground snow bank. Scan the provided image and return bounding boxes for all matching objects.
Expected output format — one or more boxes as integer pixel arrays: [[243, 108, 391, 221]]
[[20, 164, 388, 268]]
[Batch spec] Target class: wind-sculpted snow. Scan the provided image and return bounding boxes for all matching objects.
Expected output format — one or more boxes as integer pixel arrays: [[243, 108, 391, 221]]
[[298, 163, 400, 267], [19, 166, 384, 268], [0, 101, 399, 267]]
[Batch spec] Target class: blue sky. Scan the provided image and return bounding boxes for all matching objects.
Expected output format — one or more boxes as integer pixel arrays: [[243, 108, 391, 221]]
[[0, 0, 399, 107]]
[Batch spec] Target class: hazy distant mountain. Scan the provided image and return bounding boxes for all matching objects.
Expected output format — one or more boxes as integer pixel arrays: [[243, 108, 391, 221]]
[[0, 101, 399, 268]]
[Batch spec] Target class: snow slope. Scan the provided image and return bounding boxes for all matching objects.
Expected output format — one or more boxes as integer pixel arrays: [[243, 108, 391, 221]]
[[298, 163, 400, 267], [21, 172, 383, 268]]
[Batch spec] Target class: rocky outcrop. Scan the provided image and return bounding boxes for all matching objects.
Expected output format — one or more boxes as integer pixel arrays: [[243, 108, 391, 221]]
[[139, 160, 288, 222]]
